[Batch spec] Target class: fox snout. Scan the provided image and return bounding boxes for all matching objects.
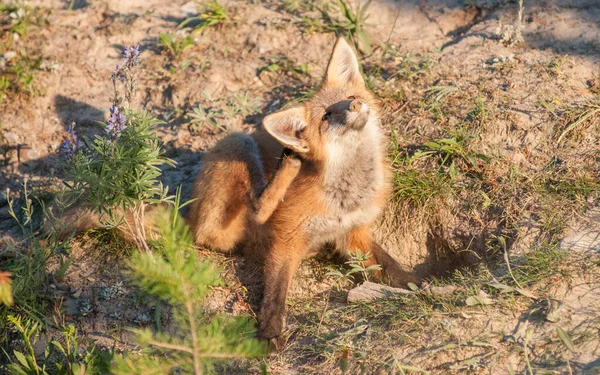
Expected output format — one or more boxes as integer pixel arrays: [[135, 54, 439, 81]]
[[347, 98, 369, 130], [326, 98, 370, 132]]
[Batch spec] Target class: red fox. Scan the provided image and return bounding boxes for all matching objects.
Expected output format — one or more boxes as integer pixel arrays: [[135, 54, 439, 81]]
[[187, 37, 417, 347]]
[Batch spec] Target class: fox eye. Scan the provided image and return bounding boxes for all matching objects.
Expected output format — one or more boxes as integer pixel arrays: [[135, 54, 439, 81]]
[[348, 95, 356, 100], [322, 112, 331, 121]]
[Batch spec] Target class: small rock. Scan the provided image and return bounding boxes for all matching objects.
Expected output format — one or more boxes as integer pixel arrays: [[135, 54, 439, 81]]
[[3, 132, 19, 144], [26, 149, 40, 160], [3, 51, 16, 60], [347, 281, 412, 303], [428, 284, 459, 297], [72, 289, 82, 299]]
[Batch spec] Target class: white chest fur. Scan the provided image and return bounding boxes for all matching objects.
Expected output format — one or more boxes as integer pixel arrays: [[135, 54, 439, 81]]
[[306, 118, 384, 243]]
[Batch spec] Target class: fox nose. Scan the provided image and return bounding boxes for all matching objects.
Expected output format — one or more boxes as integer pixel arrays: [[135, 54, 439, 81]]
[[349, 99, 366, 113]]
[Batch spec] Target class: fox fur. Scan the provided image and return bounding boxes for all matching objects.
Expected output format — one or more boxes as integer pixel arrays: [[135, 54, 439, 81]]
[[187, 37, 417, 347]]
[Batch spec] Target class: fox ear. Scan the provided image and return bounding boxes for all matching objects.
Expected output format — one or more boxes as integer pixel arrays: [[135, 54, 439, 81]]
[[263, 106, 309, 153], [325, 37, 365, 88]]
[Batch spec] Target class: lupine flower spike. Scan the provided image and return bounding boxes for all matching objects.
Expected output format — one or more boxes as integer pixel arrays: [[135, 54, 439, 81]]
[[121, 45, 141, 68], [59, 122, 79, 160], [105, 106, 128, 138]]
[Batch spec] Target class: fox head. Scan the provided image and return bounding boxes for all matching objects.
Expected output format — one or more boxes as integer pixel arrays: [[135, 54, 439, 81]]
[[263, 37, 379, 162]]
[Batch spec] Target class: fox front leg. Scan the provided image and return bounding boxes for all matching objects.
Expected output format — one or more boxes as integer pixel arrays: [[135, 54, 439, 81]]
[[254, 148, 301, 225], [258, 235, 304, 349]]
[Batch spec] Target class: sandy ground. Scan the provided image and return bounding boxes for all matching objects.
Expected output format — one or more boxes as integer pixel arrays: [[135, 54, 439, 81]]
[[1, 0, 600, 373]]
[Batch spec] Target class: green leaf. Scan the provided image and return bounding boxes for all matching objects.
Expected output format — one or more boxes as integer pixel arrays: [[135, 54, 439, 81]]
[[13, 350, 30, 369], [515, 287, 537, 299], [177, 16, 202, 29], [465, 295, 494, 306], [423, 142, 440, 149], [556, 327, 577, 353], [448, 161, 457, 179], [487, 282, 515, 293]]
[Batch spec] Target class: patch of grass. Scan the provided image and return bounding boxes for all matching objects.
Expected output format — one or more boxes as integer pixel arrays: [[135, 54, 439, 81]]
[[187, 103, 221, 133], [281, 0, 321, 15], [545, 54, 569, 77], [293, 0, 374, 54], [466, 94, 491, 127], [258, 53, 313, 81], [556, 103, 600, 145], [186, 91, 260, 133], [4, 315, 114, 374], [392, 167, 451, 208], [329, 0, 374, 54], [508, 244, 569, 289], [0, 2, 48, 36], [393, 52, 436, 81], [0, 76, 10, 103], [0, 183, 69, 346], [178, 0, 229, 33], [0, 50, 43, 103], [410, 134, 491, 178], [158, 32, 194, 60]]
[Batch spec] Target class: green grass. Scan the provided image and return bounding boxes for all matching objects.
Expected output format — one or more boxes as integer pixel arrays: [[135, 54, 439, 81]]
[[178, 0, 229, 33], [0, 51, 43, 103], [392, 167, 450, 208], [158, 32, 194, 60], [508, 243, 569, 289], [0, 2, 48, 36]]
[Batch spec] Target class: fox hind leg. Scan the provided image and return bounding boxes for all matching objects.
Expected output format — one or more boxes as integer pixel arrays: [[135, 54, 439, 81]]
[[187, 134, 266, 252]]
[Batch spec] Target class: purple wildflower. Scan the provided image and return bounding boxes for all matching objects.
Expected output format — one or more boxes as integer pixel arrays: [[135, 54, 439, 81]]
[[105, 106, 128, 138], [121, 45, 141, 68], [110, 64, 126, 82], [59, 122, 79, 160]]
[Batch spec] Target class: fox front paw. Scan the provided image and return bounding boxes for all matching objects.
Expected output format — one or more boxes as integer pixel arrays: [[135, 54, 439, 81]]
[[258, 311, 286, 350]]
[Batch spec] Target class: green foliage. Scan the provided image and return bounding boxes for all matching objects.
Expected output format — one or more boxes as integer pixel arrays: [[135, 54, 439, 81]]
[[64, 110, 174, 215], [158, 33, 194, 59], [410, 135, 490, 178], [63, 109, 174, 251], [508, 243, 568, 288], [112, 205, 267, 374], [467, 94, 490, 126], [0, 2, 48, 36], [395, 52, 436, 81], [0, 51, 43, 103], [331, 0, 374, 54], [186, 90, 260, 133], [392, 167, 450, 208], [290, 0, 373, 53], [178, 0, 229, 33], [258, 54, 313, 79], [327, 248, 382, 288], [281, 0, 322, 15], [1, 182, 54, 343], [61, 46, 175, 252], [187, 104, 220, 133], [4, 315, 113, 375], [0, 76, 10, 103]]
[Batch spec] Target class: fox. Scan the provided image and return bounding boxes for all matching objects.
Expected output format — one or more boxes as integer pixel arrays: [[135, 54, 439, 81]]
[[187, 37, 418, 347]]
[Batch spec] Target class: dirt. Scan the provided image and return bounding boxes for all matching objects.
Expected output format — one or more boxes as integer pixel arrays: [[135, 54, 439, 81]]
[[1, 0, 600, 374]]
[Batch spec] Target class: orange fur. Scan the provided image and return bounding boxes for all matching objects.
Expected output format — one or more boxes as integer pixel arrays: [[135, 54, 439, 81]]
[[188, 37, 417, 347]]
